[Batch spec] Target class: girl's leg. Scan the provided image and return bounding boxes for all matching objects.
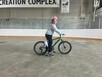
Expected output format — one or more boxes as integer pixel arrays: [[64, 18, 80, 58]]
[[45, 34, 52, 53]]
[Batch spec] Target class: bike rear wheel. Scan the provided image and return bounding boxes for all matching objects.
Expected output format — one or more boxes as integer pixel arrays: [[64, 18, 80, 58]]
[[58, 41, 72, 54], [33, 41, 47, 55]]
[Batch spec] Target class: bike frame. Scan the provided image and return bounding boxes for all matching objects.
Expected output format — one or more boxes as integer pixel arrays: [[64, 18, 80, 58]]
[[52, 35, 63, 48], [41, 35, 63, 49]]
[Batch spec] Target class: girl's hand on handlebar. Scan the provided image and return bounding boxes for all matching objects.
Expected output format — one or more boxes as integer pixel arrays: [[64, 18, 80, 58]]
[[62, 33, 65, 35]]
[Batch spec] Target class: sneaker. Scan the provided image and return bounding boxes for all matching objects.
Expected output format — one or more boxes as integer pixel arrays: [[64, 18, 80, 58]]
[[45, 52, 50, 56], [45, 52, 54, 56], [49, 52, 54, 56]]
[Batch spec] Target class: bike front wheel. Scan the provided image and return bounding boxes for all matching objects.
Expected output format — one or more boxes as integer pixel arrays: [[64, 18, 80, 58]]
[[33, 41, 47, 55], [58, 41, 72, 54]]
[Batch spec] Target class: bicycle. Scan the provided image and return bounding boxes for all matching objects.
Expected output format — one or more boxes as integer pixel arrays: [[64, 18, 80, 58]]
[[33, 35, 72, 55]]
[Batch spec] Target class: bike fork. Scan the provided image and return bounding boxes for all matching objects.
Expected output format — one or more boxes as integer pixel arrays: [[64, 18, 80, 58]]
[[61, 40, 66, 49]]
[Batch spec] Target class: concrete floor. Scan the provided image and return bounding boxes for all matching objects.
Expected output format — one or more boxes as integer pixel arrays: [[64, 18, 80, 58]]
[[0, 37, 102, 77]]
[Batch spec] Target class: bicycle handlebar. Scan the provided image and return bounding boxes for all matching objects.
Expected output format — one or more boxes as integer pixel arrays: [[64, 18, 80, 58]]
[[59, 34, 65, 39], [60, 34, 65, 37]]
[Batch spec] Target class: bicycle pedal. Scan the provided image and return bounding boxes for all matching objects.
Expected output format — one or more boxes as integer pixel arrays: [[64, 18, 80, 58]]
[[53, 51, 56, 53]]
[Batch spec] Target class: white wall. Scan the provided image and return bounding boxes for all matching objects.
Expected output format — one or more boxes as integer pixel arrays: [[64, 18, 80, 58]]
[[0, 29, 102, 39], [0, 8, 59, 18]]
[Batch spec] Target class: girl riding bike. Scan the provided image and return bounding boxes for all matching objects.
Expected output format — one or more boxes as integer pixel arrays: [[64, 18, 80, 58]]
[[45, 16, 64, 56]]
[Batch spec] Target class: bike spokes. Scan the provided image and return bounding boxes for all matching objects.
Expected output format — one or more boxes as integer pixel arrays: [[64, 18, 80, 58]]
[[58, 41, 72, 54], [34, 41, 47, 55]]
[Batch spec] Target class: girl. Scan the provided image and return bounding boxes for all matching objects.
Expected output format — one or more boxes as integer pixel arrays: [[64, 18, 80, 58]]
[[45, 16, 64, 56]]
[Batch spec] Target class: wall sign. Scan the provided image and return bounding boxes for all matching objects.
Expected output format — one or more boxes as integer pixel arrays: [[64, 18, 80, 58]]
[[94, 0, 100, 8], [61, 0, 70, 13], [0, 0, 59, 8]]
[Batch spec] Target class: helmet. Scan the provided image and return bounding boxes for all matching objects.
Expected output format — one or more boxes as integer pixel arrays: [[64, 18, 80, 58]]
[[52, 16, 58, 20]]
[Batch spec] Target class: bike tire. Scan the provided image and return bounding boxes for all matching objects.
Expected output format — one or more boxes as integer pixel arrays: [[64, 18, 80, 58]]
[[58, 41, 72, 54], [33, 41, 47, 55]]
